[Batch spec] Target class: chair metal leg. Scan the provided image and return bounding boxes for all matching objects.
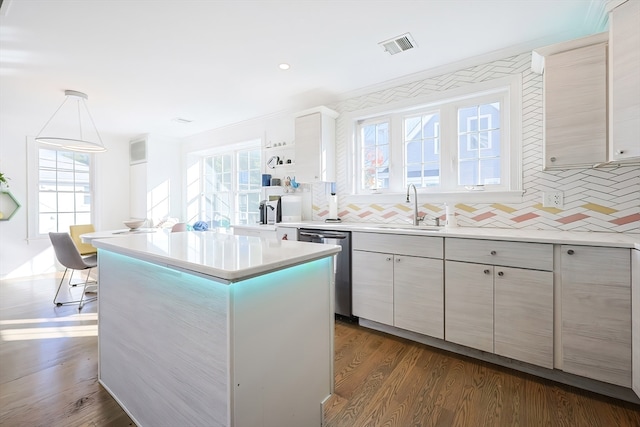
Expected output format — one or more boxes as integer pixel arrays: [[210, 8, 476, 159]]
[[78, 268, 97, 311], [53, 268, 69, 306], [53, 267, 97, 309]]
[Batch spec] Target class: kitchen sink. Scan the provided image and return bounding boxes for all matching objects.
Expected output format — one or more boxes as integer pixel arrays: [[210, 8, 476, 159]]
[[370, 224, 444, 231]]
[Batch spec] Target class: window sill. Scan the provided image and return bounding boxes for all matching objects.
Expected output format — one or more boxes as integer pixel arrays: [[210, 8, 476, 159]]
[[349, 190, 524, 205]]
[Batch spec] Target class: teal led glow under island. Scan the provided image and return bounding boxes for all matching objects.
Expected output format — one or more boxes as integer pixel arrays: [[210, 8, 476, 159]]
[[91, 231, 340, 427]]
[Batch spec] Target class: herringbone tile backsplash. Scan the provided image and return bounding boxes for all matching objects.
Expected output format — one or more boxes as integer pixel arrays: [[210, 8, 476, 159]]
[[311, 52, 640, 233]]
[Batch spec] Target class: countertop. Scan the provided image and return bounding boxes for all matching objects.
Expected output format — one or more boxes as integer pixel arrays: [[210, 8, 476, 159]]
[[90, 230, 341, 283], [233, 222, 640, 249]]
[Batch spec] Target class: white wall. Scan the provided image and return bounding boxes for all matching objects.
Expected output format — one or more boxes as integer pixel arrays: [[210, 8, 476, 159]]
[[0, 127, 130, 278]]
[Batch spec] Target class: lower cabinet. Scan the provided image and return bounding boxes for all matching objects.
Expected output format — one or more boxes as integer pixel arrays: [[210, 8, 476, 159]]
[[494, 266, 553, 369], [352, 232, 444, 339], [561, 245, 632, 387], [394, 255, 444, 339], [444, 261, 494, 353], [444, 239, 554, 368], [352, 250, 394, 325]]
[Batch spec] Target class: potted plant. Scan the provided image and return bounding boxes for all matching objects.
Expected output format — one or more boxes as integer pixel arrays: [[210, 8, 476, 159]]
[[0, 172, 10, 190]]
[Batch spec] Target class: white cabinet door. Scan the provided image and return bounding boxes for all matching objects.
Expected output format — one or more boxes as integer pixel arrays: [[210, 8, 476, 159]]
[[352, 250, 394, 325], [561, 245, 631, 387], [494, 266, 554, 369], [294, 108, 337, 183], [394, 255, 444, 339], [609, 0, 640, 161], [544, 43, 607, 169], [276, 226, 298, 241], [445, 261, 494, 353]]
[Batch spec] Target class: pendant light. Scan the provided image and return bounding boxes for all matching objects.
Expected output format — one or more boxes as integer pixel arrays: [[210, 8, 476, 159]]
[[35, 90, 107, 152]]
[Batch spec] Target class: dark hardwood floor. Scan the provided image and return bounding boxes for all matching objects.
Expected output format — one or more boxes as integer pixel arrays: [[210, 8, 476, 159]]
[[1, 273, 639, 426]]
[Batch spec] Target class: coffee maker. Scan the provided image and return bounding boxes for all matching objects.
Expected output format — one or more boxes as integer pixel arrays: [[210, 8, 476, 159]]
[[266, 198, 281, 224], [259, 200, 268, 224], [259, 198, 281, 224]]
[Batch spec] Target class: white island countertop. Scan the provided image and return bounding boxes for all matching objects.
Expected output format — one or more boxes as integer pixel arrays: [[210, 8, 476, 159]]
[[90, 230, 341, 283]]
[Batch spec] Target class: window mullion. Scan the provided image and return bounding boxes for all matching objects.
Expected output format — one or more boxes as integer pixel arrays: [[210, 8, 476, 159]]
[[440, 104, 457, 192], [389, 115, 403, 191]]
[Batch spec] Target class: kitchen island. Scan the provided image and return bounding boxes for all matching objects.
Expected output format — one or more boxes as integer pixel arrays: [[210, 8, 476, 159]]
[[90, 231, 340, 427]]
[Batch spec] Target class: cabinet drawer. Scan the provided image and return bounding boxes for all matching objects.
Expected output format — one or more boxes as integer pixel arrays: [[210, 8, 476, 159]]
[[445, 238, 552, 271], [352, 232, 443, 259]]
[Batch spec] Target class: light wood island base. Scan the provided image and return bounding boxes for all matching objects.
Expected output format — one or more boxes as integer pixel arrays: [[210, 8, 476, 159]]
[[95, 234, 337, 427]]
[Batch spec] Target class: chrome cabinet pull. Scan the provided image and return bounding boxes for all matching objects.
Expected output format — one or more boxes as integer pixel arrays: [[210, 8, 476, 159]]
[[484, 269, 490, 275], [490, 250, 497, 256], [497, 271, 504, 277], [567, 249, 575, 255]]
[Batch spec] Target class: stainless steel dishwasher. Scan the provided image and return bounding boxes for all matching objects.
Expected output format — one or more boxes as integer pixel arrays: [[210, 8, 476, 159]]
[[298, 228, 355, 320]]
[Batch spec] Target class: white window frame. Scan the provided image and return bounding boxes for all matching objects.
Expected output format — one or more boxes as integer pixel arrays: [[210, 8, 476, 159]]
[[196, 139, 262, 227], [27, 138, 96, 239], [347, 75, 522, 203]]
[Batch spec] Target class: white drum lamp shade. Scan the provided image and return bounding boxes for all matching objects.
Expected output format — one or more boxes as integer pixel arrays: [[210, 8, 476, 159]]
[[35, 90, 106, 152]]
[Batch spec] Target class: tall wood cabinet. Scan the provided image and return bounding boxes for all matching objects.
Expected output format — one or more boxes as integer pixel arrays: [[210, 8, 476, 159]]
[[561, 245, 632, 387], [609, 0, 640, 161], [294, 107, 338, 183], [633, 248, 640, 398]]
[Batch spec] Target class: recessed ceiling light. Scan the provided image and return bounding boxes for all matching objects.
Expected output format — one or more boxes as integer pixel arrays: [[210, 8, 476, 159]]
[[172, 117, 193, 124], [279, 63, 290, 70]]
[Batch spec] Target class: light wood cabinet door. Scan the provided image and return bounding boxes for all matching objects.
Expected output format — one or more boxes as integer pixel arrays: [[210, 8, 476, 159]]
[[494, 266, 554, 369], [561, 245, 632, 387], [632, 249, 640, 398], [544, 43, 607, 168], [352, 250, 394, 325], [610, 0, 640, 161], [445, 261, 494, 353], [394, 256, 444, 339]]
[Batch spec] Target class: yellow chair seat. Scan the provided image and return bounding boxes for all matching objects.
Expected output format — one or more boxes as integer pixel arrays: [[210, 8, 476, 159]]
[[69, 224, 97, 256]]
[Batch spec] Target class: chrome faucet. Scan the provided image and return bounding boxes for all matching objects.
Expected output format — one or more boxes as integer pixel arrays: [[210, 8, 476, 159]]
[[406, 184, 419, 226]]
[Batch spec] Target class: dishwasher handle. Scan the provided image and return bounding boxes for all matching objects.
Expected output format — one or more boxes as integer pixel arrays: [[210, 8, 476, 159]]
[[299, 230, 349, 240], [299, 231, 326, 239]]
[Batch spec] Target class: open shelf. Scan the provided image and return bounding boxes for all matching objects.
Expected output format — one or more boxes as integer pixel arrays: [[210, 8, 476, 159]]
[[0, 190, 21, 220]]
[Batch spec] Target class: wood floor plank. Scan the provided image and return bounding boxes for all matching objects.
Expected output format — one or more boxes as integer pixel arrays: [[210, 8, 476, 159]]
[[2, 274, 639, 426]]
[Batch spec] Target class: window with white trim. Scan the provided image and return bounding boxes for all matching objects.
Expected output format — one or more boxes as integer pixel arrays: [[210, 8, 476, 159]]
[[201, 144, 261, 226], [354, 77, 520, 196], [37, 148, 93, 234]]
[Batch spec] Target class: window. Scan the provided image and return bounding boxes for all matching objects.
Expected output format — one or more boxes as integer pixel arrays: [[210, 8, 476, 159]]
[[360, 119, 390, 190], [353, 76, 521, 198], [201, 145, 261, 226], [37, 148, 93, 234]]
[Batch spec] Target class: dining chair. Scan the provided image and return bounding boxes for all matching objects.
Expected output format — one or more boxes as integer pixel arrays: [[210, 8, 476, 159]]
[[69, 224, 97, 256], [49, 232, 98, 310], [171, 223, 187, 232], [69, 224, 97, 284]]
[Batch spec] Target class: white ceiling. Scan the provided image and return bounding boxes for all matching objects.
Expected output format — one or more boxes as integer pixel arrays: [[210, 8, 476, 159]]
[[0, 0, 607, 142]]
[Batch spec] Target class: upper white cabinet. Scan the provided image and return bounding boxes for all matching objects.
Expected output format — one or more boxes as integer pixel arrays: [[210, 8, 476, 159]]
[[294, 107, 338, 183], [533, 33, 609, 169], [609, 0, 640, 161]]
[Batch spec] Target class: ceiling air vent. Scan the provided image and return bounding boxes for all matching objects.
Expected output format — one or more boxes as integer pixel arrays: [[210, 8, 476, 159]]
[[379, 33, 417, 55]]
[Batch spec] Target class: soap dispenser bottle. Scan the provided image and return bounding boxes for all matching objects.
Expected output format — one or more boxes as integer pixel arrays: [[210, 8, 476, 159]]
[[445, 203, 458, 228]]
